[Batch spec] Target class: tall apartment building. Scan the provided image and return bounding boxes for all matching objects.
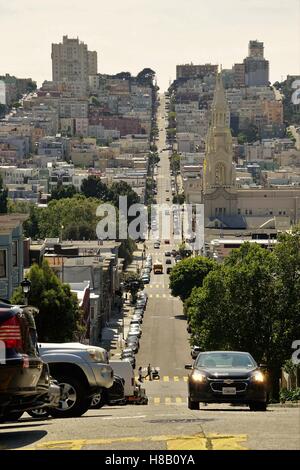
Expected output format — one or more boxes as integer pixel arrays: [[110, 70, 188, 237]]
[[244, 40, 269, 87], [52, 35, 97, 84], [176, 63, 218, 80], [232, 63, 245, 87], [88, 51, 98, 75]]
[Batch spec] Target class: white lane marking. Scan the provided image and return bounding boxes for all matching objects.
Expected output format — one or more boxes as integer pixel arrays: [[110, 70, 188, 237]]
[[102, 415, 146, 420]]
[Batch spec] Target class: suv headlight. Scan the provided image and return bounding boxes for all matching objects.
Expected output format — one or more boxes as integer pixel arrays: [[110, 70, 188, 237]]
[[87, 348, 105, 363], [192, 370, 206, 383], [252, 371, 265, 383]]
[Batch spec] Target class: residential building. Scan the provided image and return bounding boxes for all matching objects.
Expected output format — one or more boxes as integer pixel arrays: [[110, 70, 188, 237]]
[[244, 40, 269, 87], [186, 73, 300, 229], [176, 64, 218, 80], [52, 35, 96, 88], [0, 214, 27, 300], [88, 51, 98, 76]]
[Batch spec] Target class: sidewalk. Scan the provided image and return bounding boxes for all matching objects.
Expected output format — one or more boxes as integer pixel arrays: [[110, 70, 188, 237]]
[[100, 244, 144, 359]]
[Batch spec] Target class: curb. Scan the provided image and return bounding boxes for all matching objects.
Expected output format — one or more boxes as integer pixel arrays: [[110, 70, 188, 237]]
[[268, 402, 300, 408]]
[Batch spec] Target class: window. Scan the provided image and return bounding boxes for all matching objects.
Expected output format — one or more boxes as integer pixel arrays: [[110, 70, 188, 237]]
[[238, 208, 241, 215], [0, 250, 7, 278], [12, 241, 18, 267]]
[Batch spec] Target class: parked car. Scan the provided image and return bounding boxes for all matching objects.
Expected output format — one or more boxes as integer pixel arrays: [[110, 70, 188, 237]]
[[166, 259, 172, 265], [141, 275, 150, 284], [122, 356, 136, 370], [126, 337, 139, 353], [39, 342, 114, 418], [137, 291, 148, 303], [131, 316, 142, 324], [0, 303, 60, 422], [186, 351, 269, 411], [128, 327, 142, 338], [154, 242, 160, 249], [136, 299, 146, 309], [165, 251, 171, 257], [134, 308, 144, 316], [110, 361, 137, 401], [166, 267, 172, 274], [91, 375, 125, 408]]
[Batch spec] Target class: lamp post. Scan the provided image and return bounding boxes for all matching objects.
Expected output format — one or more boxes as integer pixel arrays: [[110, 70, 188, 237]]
[[21, 278, 31, 306]]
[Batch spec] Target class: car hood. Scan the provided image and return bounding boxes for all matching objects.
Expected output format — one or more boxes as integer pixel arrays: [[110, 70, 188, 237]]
[[198, 367, 256, 379]]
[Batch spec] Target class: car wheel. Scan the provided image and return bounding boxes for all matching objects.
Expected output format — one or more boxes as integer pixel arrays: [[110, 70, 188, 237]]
[[27, 408, 50, 419], [90, 391, 106, 409], [249, 402, 267, 412], [188, 398, 199, 410], [49, 375, 91, 418], [0, 411, 24, 423]]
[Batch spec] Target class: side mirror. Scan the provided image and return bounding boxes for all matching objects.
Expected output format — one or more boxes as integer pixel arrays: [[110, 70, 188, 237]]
[[185, 364, 193, 370]]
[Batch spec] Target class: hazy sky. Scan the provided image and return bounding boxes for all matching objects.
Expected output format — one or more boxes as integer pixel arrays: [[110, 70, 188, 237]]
[[1, 0, 300, 90]]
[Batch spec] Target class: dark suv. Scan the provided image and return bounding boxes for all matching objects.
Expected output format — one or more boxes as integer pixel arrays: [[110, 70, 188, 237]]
[[0, 302, 59, 422]]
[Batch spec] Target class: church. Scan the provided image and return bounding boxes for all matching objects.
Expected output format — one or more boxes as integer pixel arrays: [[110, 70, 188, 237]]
[[185, 73, 300, 230]]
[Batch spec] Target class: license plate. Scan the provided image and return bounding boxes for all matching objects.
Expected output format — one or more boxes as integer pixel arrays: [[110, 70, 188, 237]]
[[222, 387, 236, 395]]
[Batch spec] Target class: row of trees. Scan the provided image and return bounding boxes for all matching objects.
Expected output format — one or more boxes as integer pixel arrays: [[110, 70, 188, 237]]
[[11, 261, 83, 342], [169, 230, 300, 396]]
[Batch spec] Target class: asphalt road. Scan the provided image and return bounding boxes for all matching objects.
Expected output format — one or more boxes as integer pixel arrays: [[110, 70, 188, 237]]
[[1, 95, 300, 451]]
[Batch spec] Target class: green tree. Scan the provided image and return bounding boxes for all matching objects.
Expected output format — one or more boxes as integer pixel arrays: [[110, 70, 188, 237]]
[[81, 176, 110, 201], [109, 181, 140, 208], [169, 256, 216, 302], [187, 241, 300, 398], [50, 184, 77, 201], [11, 260, 83, 342], [0, 174, 8, 214], [136, 68, 156, 87]]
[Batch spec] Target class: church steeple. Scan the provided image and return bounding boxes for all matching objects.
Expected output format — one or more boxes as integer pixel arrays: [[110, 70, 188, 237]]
[[211, 71, 229, 128], [203, 71, 234, 191]]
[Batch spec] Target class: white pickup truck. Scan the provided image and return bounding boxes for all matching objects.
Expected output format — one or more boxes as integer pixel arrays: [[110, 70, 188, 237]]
[[39, 342, 114, 418]]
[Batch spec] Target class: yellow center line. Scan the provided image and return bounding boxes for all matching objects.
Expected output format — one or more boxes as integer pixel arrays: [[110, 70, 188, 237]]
[[173, 376, 179, 382], [165, 397, 171, 405], [29, 433, 248, 451], [163, 376, 169, 382]]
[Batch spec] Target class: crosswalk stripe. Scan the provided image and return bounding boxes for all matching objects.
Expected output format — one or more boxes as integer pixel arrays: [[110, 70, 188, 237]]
[[176, 397, 182, 404], [173, 376, 179, 382], [163, 376, 169, 382], [165, 397, 171, 405], [154, 397, 160, 405]]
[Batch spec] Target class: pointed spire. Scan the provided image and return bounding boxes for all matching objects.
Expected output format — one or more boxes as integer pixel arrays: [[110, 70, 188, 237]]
[[211, 70, 228, 127], [212, 71, 227, 110]]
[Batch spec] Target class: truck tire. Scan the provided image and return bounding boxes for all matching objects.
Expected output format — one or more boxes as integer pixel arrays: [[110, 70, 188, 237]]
[[49, 375, 91, 418]]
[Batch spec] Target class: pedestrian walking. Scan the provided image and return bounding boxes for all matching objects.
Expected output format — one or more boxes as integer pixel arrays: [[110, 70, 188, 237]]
[[145, 363, 152, 381], [138, 366, 143, 383]]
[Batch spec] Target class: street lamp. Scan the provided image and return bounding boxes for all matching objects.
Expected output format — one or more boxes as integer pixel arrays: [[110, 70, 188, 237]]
[[21, 278, 31, 306]]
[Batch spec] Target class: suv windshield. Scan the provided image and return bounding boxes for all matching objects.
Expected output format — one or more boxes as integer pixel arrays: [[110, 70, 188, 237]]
[[195, 352, 256, 369]]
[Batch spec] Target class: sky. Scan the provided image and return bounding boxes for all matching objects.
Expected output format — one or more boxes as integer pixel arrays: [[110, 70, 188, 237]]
[[1, 0, 300, 90]]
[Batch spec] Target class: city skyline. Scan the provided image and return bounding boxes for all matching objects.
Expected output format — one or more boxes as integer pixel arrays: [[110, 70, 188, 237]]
[[1, 0, 300, 90]]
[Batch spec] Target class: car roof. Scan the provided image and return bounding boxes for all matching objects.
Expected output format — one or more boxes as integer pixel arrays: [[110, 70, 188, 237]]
[[199, 351, 251, 355]]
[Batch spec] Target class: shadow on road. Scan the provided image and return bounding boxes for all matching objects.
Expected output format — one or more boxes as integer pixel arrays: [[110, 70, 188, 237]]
[[173, 314, 186, 320], [0, 429, 47, 449]]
